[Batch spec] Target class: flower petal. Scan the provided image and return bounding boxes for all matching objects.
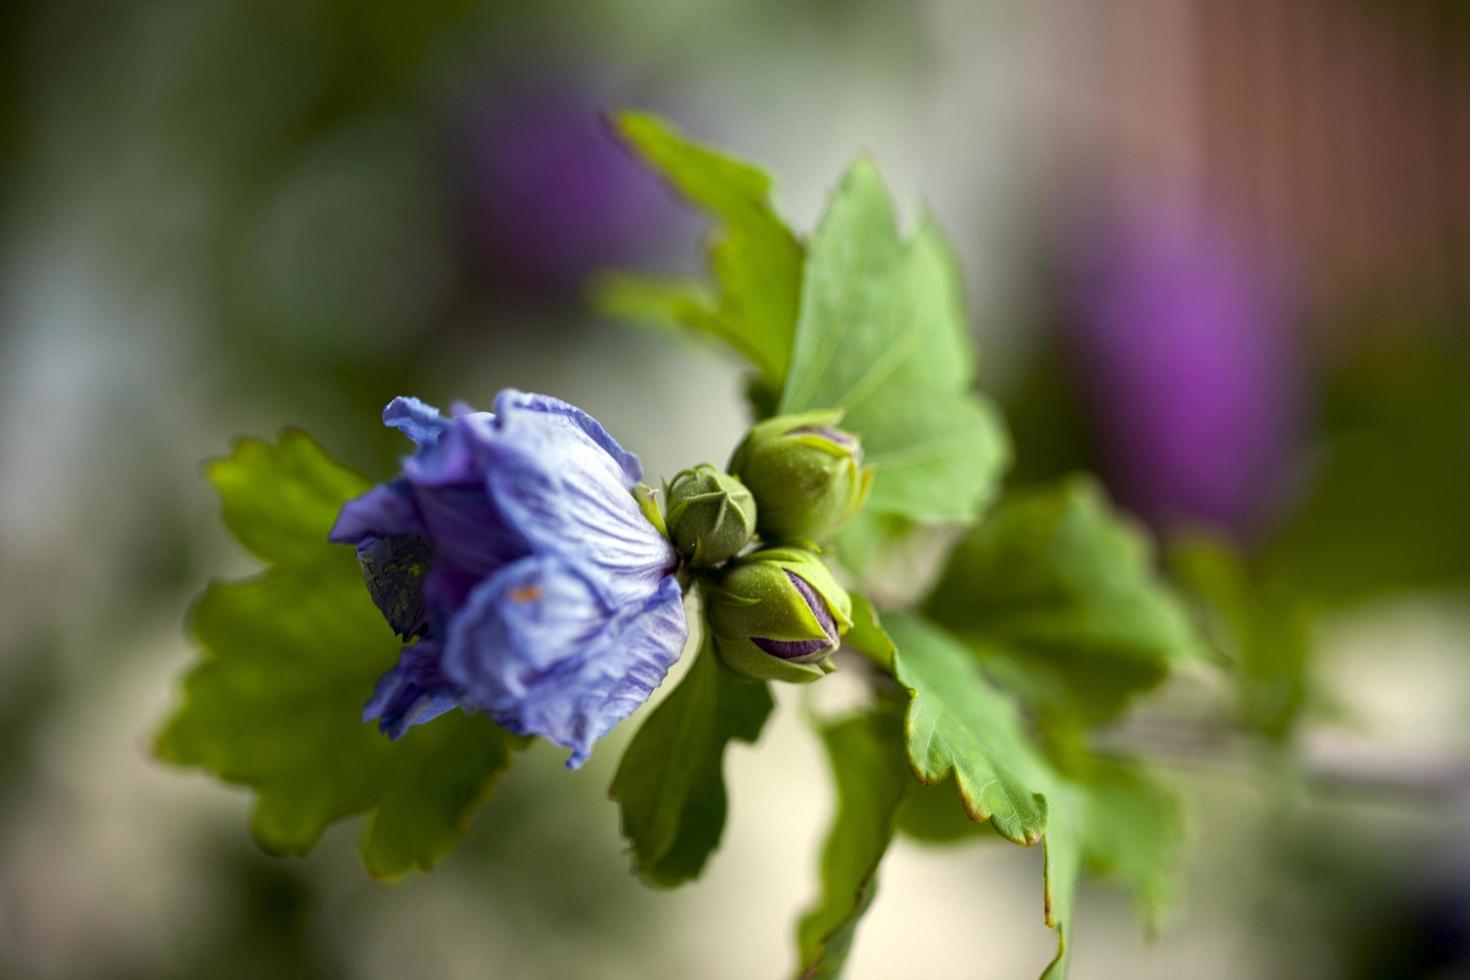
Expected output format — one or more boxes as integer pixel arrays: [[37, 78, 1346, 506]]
[[364, 640, 461, 739], [442, 555, 613, 701], [493, 389, 642, 484], [328, 480, 423, 544], [412, 478, 528, 580], [441, 555, 686, 767], [481, 397, 676, 601], [400, 415, 531, 583], [545, 575, 686, 767], [383, 396, 453, 448]]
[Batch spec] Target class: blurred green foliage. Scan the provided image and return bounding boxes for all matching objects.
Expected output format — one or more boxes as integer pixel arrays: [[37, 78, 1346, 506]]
[[926, 477, 1205, 727]]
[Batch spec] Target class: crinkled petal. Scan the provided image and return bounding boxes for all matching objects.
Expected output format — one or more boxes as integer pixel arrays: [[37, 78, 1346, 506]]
[[328, 480, 423, 544], [388, 410, 530, 587], [441, 555, 611, 702], [421, 560, 482, 629], [541, 575, 686, 767], [364, 640, 461, 739], [494, 389, 642, 485], [483, 453, 673, 603], [400, 411, 491, 487], [481, 396, 675, 601], [412, 478, 528, 581], [441, 555, 686, 767], [383, 396, 453, 448]]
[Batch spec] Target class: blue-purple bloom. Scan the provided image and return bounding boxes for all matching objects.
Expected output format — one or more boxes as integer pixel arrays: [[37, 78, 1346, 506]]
[[329, 391, 686, 767]]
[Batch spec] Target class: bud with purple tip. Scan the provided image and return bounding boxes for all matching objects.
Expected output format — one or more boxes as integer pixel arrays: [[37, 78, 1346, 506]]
[[706, 546, 853, 683], [728, 411, 873, 545]]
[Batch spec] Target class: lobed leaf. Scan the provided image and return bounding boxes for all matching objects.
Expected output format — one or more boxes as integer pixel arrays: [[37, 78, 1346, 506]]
[[156, 430, 514, 879], [888, 613, 1074, 976], [1036, 760, 1184, 979], [779, 159, 1009, 529], [887, 611, 1182, 978], [894, 778, 994, 845], [611, 111, 804, 387], [209, 430, 369, 565], [888, 612, 1049, 846], [925, 476, 1205, 725], [610, 630, 774, 888], [1039, 785, 1082, 980], [795, 709, 911, 980]]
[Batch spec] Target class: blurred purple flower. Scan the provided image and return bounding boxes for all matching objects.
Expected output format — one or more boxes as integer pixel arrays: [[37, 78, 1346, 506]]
[[451, 87, 675, 294], [330, 391, 685, 767], [1064, 203, 1301, 536]]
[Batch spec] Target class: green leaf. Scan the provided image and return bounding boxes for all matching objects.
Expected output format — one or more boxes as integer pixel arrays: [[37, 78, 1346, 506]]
[[1039, 786, 1082, 980], [612, 111, 804, 386], [587, 272, 715, 338], [1170, 534, 1311, 741], [925, 476, 1205, 725], [842, 593, 895, 672], [1264, 342, 1470, 604], [1075, 760, 1183, 932], [888, 613, 1049, 846], [610, 631, 774, 887], [830, 513, 960, 602], [1039, 758, 1184, 979], [889, 612, 1184, 977], [831, 512, 917, 585], [156, 430, 514, 879], [894, 777, 993, 845], [356, 712, 515, 879], [795, 709, 911, 980], [210, 430, 370, 565], [779, 159, 1009, 525], [857, 397, 1007, 522], [889, 612, 1083, 977]]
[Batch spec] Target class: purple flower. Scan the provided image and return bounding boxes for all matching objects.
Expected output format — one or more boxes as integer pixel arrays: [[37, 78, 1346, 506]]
[[450, 86, 679, 294], [1064, 202, 1302, 536], [330, 391, 686, 767]]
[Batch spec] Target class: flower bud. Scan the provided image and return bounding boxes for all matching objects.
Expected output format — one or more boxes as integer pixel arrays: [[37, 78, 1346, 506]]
[[728, 411, 873, 544], [664, 464, 758, 566], [707, 546, 853, 683]]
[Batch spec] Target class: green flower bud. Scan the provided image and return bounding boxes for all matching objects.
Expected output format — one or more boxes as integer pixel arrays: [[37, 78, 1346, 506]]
[[707, 546, 853, 683], [728, 410, 874, 544], [664, 464, 757, 566]]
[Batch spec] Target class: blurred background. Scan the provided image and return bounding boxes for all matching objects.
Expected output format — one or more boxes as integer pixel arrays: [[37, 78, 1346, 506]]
[[1, 1, 1467, 977]]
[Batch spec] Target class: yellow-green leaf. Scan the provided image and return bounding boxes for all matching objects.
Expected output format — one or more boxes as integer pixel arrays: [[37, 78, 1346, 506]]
[[610, 111, 804, 386]]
